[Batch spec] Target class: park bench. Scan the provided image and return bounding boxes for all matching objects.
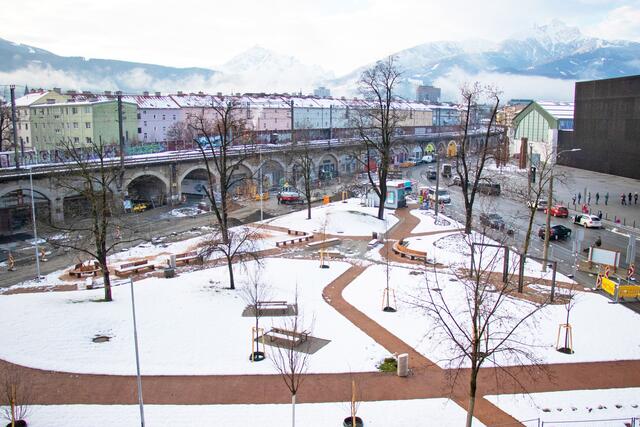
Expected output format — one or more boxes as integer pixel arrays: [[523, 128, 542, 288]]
[[287, 229, 307, 236], [367, 239, 379, 249], [175, 251, 202, 266], [276, 234, 313, 247], [69, 261, 101, 278], [115, 260, 155, 277], [307, 238, 340, 249], [392, 241, 427, 261], [267, 327, 308, 346], [256, 300, 290, 315]]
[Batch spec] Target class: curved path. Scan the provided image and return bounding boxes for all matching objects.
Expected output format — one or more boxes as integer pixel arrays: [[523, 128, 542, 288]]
[[2, 206, 640, 426]]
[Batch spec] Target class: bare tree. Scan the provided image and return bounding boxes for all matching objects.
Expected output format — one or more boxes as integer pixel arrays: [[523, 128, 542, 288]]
[[413, 232, 549, 426], [290, 142, 314, 220], [185, 97, 256, 289], [0, 99, 13, 152], [454, 83, 502, 234], [353, 56, 404, 220], [0, 365, 32, 425], [241, 263, 270, 361], [44, 138, 139, 301], [270, 296, 310, 427]]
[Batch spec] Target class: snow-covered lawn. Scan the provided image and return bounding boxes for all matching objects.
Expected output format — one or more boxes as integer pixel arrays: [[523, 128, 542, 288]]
[[343, 264, 640, 368], [0, 258, 387, 375], [409, 209, 461, 234], [486, 388, 640, 425], [262, 198, 398, 236], [402, 231, 574, 282], [6, 399, 485, 427]]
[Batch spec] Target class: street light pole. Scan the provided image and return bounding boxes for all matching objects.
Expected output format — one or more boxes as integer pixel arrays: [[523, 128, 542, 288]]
[[129, 277, 145, 427], [28, 166, 41, 281], [259, 143, 263, 222]]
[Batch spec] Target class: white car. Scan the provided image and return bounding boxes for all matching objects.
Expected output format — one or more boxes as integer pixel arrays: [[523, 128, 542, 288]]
[[527, 199, 548, 210], [574, 214, 602, 228]]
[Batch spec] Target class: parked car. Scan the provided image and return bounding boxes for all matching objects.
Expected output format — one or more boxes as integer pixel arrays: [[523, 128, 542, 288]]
[[573, 214, 602, 228], [409, 156, 423, 165], [538, 224, 572, 240], [421, 154, 434, 163], [441, 163, 452, 178], [477, 181, 501, 196], [426, 187, 451, 204], [452, 175, 463, 186], [426, 168, 437, 180], [480, 213, 505, 230], [544, 205, 569, 218], [527, 199, 548, 210]]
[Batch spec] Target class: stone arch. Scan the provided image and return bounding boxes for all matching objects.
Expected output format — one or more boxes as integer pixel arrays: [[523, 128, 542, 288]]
[[289, 158, 316, 189], [229, 163, 255, 197], [0, 183, 54, 226], [126, 172, 169, 205], [257, 159, 286, 190], [317, 153, 339, 180], [179, 167, 217, 198], [0, 183, 56, 202]]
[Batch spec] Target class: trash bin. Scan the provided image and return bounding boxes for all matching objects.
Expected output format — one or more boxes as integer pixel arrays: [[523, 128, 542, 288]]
[[164, 268, 176, 278]]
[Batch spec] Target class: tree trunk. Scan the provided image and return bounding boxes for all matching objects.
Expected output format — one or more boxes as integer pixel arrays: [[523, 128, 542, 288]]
[[292, 393, 296, 427], [227, 255, 235, 290], [466, 371, 478, 427], [465, 210, 473, 235], [99, 254, 112, 302], [522, 208, 537, 257], [378, 181, 387, 220]]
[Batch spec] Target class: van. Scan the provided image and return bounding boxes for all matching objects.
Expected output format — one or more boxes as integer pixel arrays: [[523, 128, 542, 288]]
[[477, 182, 501, 196], [427, 187, 451, 204], [421, 154, 434, 163], [441, 164, 452, 178]]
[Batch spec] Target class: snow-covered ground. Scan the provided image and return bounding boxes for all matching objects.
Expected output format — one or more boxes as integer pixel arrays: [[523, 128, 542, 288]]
[[0, 258, 387, 375], [409, 209, 461, 234], [486, 388, 640, 425], [262, 198, 398, 236], [343, 264, 640, 368], [3, 399, 485, 427]]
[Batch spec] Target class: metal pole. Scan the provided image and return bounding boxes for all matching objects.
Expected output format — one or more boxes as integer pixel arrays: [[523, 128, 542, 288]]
[[259, 144, 263, 222], [29, 167, 41, 281], [10, 85, 19, 170], [129, 277, 145, 426], [542, 172, 553, 272], [434, 154, 440, 220], [117, 93, 125, 190]]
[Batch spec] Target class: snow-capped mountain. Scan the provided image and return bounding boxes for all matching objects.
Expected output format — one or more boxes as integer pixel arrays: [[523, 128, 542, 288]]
[[0, 20, 638, 100]]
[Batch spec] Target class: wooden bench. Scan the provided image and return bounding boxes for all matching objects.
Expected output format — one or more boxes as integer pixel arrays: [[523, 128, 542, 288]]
[[307, 238, 340, 249], [267, 327, 308, 346], [69, 261, 101, 278], [392, 241, 427, 261], [287, 229, 307, 236], [256, 300, 290, 315], [276, 234, 313, 247], [115, 260, 155, 277], [175, 251, 202, 265]]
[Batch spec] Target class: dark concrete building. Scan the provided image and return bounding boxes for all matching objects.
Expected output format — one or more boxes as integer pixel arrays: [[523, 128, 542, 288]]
[[416, 85, 441, 103], [558, 75, 640, 179]]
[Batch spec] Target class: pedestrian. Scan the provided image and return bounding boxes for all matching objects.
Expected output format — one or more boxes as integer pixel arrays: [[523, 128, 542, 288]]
[[622, 193, 626, 205], [598, 210, 603, 219], [635, 192, 638, 205], [629, 192, 633, 204], [605, 192, 609, 205], [595, 192, 600, 205], [572, 194, 576, 206], [588, 192, 591, 205], [577, 193, 582, 204]]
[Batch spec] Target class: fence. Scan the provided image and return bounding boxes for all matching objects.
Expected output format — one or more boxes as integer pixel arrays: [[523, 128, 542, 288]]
[[493, 417, 639, 427]]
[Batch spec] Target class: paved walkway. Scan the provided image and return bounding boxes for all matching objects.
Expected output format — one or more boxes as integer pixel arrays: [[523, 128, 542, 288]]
[[2, 204, 640, 426]]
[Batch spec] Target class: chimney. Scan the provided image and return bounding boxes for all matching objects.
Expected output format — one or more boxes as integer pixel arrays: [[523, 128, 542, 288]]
[[155, 91, 161, 97], [104, 90, 112, 96], [217, 92, 222, 96], [198, 91, 204, 95], [82, 90, 92, 95], [66, 90, 77, 95], [177, 91, 183, 96], [143, 91, 149, 96], [53, 87, 62, 94], [115, 90, 122, 95]]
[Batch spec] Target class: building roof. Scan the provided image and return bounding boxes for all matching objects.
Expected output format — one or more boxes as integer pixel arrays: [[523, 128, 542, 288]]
[[14, 91, 48, 107], [536, 101, 574, 120]]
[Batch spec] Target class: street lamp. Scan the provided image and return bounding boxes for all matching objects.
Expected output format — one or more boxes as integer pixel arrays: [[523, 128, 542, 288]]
[[541, 148, 581, 272], [128, 277, 146, 426], [28, 166, 41, 281]]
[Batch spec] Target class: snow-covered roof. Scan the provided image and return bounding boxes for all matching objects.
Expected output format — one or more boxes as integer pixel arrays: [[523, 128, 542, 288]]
[[537, 101, 574, 120], [124, 95, 180, 109], [30, 98, 135, 108], [169, 94, 227, 108], [14, 91, 48, 107]]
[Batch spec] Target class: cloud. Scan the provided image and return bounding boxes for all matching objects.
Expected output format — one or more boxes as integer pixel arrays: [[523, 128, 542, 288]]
[[585, 5, 640, 41]]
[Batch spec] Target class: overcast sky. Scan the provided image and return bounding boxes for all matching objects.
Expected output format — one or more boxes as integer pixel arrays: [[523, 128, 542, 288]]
[[3, 0, 640, 75]]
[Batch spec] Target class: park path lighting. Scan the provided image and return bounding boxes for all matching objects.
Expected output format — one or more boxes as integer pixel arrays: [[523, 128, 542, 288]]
[[28, 165, 41, 281], [129, 277, 146, 426], [542, 148, 582, 272]]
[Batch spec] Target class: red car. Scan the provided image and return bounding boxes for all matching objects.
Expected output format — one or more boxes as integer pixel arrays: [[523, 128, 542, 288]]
[[544, 205, 569, 218]]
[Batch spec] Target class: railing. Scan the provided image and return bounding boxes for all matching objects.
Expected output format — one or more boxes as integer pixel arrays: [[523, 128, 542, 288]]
[[492, 417, 639, 427]]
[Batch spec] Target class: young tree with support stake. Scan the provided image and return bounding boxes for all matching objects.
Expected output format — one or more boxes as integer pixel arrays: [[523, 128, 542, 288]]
[[353, 56, 404, 220], [454, 83, 502, 234], [185, 96, 256, 289], [44, 137, 139, 302], [412, 232, 549, 427]]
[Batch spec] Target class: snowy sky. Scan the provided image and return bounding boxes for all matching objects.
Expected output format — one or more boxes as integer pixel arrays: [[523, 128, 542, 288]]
[[3, 0, 640, 75]]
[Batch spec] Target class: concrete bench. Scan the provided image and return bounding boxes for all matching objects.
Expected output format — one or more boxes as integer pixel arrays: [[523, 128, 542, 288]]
[[267, 327, 308, 346], [367, 239, 379, 249], [115, 260, 155, 277], [276, 234, 313, 247], [307, 238, 340, 249], [175, 251, 202, 265], [392, 241, 427, 261], [287, 229, 307, 236]]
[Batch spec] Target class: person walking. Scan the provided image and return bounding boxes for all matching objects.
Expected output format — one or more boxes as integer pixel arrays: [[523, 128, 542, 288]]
[[572, 194, 577, 207], [635, 192, 638, 205], [588, 192, 591, 205], [595, 192, 600, 205], [605, 192, 609, 206], [621, 193, 626, 205], [629, 192, 633, 205], [577, 193, 582, 204]]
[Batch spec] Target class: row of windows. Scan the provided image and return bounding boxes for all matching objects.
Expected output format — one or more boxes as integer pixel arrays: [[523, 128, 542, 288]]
[[29, 122, 91, 129], [139, 112, 177, 121], [32, 135, 91, 144], [37, 106, 91, 115]]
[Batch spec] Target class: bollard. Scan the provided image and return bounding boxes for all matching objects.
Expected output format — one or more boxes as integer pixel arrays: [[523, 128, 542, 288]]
[[624, 217, 626, 226], [397, 353, 409, 377]]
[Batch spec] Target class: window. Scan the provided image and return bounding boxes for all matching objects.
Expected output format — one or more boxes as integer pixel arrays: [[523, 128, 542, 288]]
[[35, 136, 39, 142], [162, 115, 165, 120], [73, 122, 79, 129], [143, 110, 146, 115], [173, 115, 176, 120], [34, 123, 38, 129], [137, 113, 141, 119], [17, 123, 21, 130], [66, 123, 70, 129], [40, 109, 44, 115], [65, 108, 68, 114], [84, 107, 90, 113], [144, 133, 147, 139], [26, 137, 29, 144], [138, 127, 142, 134], [73, 137, 79, 143], [85, 122, 91, 129], [162, 126, 166, 131], [55, 128, 61, 134], [86, 137, 92, 144], [72, 107, 78, 114], [25, 123, 28, 130], [143, 121, 147, 126], [153, 114, 156, 119], [42, 123, 46, 129]]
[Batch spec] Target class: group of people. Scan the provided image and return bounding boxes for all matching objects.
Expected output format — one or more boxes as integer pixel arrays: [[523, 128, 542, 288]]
[[572, 191, 639, 207]]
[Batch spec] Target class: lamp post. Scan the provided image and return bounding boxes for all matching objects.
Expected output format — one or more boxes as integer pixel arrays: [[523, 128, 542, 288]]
[[259, 143, 263, 222], [28, 166, 41, 281], [129, 277, 146, 426], [542, 148, 581, 272]]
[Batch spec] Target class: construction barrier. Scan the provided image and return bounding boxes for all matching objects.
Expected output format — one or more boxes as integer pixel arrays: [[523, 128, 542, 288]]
[[600, 276, 640, 302]]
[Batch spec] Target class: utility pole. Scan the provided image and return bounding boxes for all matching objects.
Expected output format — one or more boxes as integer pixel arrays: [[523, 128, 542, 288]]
[[434, 154, 441, 221], [117, 93, 125, 190], [329, 104, 333, 140], [290, 99, 295, 144], [10, 85, 19, 170], [542, 172, 553, 272]]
